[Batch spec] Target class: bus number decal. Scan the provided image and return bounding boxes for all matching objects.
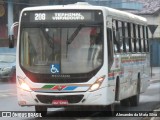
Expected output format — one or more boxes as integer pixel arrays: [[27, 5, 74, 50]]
[[35, 13, 46, 21]]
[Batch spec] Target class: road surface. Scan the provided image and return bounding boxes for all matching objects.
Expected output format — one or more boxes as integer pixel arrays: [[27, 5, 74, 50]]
[[0, 82, 159, 120]]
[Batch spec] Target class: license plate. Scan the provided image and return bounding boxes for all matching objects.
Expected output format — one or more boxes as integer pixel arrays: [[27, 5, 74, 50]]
[[52, 100, 68, 105]]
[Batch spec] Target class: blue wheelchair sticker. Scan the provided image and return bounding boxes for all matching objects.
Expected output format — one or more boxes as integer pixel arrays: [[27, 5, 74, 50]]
[[50, 64, 60, 74]]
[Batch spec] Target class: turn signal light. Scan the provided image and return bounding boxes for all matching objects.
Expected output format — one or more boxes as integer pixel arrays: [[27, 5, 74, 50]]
[[88, 75, 105, 92]]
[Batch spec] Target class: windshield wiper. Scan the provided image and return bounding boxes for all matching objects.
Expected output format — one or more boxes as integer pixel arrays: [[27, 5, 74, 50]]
[[41, 28, 55, 49], [66, 23, 102, 44], [66, 24, 83, 45], [66, 24, 83, 58]]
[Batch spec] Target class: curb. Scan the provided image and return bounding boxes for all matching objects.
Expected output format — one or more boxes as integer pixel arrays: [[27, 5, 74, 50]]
[[150, 79, 160, 84]]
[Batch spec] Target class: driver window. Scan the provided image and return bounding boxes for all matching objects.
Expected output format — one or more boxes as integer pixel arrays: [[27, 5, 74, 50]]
[[88, 27, 103, 68]]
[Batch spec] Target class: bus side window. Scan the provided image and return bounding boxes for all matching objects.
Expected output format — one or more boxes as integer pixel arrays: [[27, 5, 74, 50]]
[[123, 22, 129, 52], [135, 24, 139, 52], [143, 26, 147, 52], [137, 25, 142, 52], [113, 20, 120, 53], [117, 21, 123, 52], [133, 23, 137, 52], [122, 21, 126, 52], [144, 26, 148, 52], [107, 28, 114, 70], [131, 23, 134, 52], [140, 26, 144, 52], [127, 22, 132, 52]]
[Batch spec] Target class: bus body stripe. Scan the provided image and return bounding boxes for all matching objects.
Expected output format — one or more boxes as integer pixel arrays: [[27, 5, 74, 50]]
[[38, 85, 89, 91], [51, 85, 67, 90], [63, 86, 77, 90], [42, 85, 55, 88], [108, 70, 124, 80]]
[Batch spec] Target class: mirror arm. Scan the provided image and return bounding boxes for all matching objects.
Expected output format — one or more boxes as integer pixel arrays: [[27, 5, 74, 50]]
[[8, 22, 19, 48]]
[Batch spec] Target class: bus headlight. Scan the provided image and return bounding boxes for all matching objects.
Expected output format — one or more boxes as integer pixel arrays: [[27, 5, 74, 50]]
[[17, 76, 32, 92], [88, 75, 105, 92]]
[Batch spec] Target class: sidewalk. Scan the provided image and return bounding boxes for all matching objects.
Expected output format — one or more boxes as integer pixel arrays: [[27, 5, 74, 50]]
[[148, 67, 160, 120], [150, 67, 160, 83]]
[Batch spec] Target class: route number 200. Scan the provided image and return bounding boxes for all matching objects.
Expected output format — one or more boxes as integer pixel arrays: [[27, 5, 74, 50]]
[[35, 13, 46, 20]]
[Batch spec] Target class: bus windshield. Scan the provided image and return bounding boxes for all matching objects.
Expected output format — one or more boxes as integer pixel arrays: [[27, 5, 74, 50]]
[[20, 26, 103, 74]]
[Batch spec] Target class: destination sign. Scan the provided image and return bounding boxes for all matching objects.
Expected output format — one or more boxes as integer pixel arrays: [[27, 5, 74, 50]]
[[29, 11, 95, 22], [23, 11, 102, 22], [52, 13, 85, 20]]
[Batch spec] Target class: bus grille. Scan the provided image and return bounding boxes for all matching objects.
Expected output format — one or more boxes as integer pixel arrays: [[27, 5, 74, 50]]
[[36, 95, 84, 104]]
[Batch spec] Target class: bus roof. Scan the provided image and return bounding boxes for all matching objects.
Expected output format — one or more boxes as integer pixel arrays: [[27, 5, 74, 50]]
[[105, 7, 147, 25], [21, 2, 147, 25]]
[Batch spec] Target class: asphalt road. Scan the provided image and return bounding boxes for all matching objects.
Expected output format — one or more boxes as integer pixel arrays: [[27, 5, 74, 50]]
[[0, 82, 159, 120]]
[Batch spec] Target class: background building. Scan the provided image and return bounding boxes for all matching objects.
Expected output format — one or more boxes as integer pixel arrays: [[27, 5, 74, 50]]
[[0, 0, 143, 45], [134, 0, 160, 66], [86, 0, 143, 10], [0, 0, 85, 46]]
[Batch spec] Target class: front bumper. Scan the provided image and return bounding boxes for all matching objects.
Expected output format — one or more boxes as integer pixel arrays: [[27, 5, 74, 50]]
[[17, 86, 113, 107]]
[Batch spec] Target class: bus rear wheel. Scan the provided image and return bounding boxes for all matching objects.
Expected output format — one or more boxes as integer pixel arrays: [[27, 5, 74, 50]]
[[120, 94, 140, 107], [129, 76, 140, 106], [120, 76, 140, 107], [35, 106, 47, 117], [129, 93, 140, 106], [120, 98, 130, 106]]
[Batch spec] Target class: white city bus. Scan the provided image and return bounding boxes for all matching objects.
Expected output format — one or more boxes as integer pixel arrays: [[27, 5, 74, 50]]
[[11, 2, 150, 116]]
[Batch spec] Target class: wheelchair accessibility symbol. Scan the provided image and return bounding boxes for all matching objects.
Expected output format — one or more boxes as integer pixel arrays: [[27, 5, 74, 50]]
[[50, 64, 60, 74]]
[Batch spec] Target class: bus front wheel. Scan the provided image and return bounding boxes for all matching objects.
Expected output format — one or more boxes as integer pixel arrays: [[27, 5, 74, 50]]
[[103, 104, 115, 116], [35, 106, 47, 117]]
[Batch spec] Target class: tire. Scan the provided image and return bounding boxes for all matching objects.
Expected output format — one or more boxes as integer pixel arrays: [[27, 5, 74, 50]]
[[129, 94, 140, 106], [104, 104, 115, 116], [35, 106, 47, 117], [129, 76, 140, 106], [120, 75, 140, 107], [120, 92, 140, 107], [120, 98, 130, 106]]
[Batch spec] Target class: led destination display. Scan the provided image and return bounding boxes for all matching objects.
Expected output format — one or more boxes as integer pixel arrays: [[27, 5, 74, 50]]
[[22, 10, 103, 23]]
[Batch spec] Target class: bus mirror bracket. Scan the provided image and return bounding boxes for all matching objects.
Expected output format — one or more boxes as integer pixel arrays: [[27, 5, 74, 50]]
[[8, 22, 19, 48]]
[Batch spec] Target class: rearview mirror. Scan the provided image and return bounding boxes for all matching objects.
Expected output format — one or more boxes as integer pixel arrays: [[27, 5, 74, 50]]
[[9, 35, 14, 48], [8, 22, 19, 48]]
